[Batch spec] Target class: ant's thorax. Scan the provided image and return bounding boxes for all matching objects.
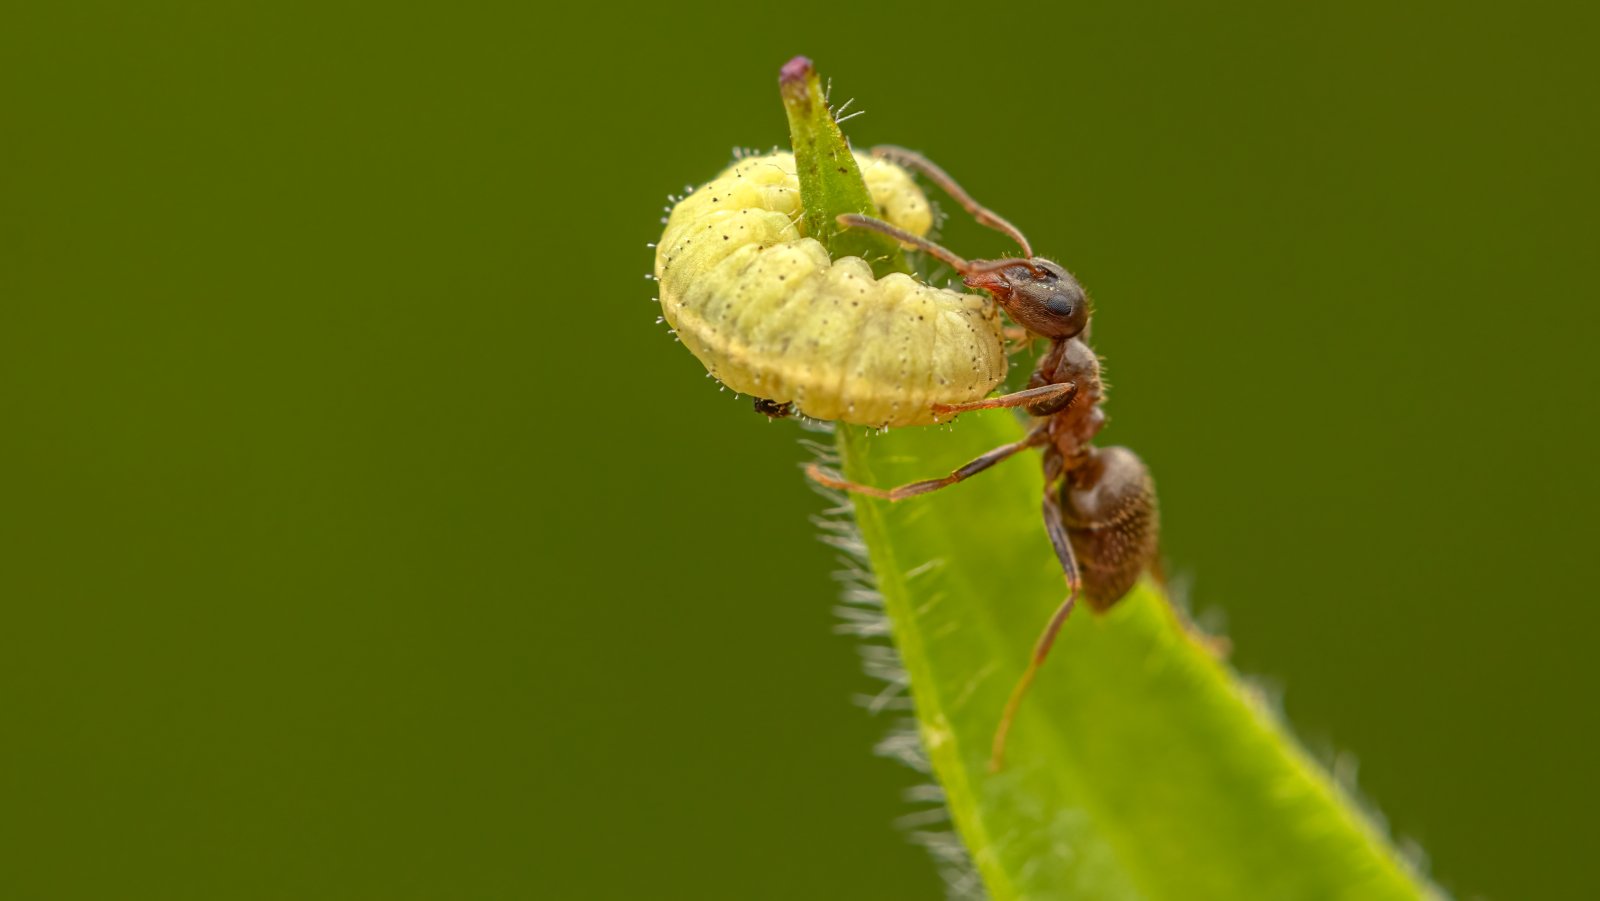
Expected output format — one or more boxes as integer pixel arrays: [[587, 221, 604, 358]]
[[1038, 336, 1107, 459]]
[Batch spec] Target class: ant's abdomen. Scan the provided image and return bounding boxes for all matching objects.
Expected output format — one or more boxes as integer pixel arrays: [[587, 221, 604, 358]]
[[1062, 446, 1159, 612], [655, 152, 1006, 428]]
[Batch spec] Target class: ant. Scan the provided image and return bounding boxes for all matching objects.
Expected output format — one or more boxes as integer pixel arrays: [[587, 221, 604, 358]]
[[753, 397, 794, 419], [807, 146, 1159, 772]]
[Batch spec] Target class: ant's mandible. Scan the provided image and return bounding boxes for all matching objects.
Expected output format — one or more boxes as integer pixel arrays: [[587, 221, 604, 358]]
[[807, 145, 1160, 771]]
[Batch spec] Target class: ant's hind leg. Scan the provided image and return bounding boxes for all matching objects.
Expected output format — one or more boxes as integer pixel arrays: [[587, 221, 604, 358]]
[[805, 430, 1045, 502], [990, 474, 1082, 771], [870, 145, 1033, 258]]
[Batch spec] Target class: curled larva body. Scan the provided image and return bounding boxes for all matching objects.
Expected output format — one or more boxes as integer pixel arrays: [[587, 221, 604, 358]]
[[655, 151, 1006, 428]]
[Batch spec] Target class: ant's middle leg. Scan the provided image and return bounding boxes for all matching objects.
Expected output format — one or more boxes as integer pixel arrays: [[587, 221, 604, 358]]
[[805, 429, 1046, 502]]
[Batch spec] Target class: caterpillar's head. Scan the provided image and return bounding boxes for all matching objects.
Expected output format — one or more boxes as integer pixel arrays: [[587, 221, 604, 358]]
[[964, 258, 1089, 340]]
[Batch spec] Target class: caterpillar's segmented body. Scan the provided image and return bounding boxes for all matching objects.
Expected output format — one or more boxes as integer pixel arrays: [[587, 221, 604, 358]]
[[655, 152, 1006, 428]]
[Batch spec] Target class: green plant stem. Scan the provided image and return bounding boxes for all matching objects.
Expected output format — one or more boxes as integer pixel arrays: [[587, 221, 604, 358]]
[[780, 56, 908, 277]]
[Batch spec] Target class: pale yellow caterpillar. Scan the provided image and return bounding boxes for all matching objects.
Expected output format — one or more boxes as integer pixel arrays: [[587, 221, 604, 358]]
[[654, 151, 1006, 428]]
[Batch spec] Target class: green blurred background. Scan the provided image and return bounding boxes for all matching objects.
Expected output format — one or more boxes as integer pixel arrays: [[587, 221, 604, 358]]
[[3, 2, 1596, 898]]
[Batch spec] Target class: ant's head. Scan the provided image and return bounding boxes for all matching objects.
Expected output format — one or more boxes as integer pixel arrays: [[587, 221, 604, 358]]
[[828, 213, 1089, 339], [964, 258, 1089, 340]]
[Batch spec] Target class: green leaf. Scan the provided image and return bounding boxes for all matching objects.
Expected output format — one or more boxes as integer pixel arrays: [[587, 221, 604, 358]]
[[787, 58, 1442, 900], [835, 420, 1440, 899]]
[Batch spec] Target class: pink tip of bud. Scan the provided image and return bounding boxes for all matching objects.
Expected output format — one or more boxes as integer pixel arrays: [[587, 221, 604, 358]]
[[780, 56, 814, 88]]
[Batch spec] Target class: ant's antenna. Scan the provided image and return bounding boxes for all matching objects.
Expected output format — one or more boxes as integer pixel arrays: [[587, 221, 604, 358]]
[[872, 145, 1034, 258], [836, 214, 973, 273], [836, 216, 1051, 285]]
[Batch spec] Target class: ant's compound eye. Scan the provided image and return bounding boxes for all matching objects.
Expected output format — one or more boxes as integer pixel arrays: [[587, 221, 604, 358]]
[[1045, 293, 1079, 318]]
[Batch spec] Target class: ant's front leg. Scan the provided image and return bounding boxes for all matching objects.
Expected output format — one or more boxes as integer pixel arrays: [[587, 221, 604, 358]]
[[805, 429, 1046, 502], [932, 381, 1077, 418], [1003, 326, 1039, 356]]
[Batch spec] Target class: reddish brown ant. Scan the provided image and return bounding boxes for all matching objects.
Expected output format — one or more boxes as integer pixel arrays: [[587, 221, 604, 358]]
[[806, 146, 1159, 771]]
